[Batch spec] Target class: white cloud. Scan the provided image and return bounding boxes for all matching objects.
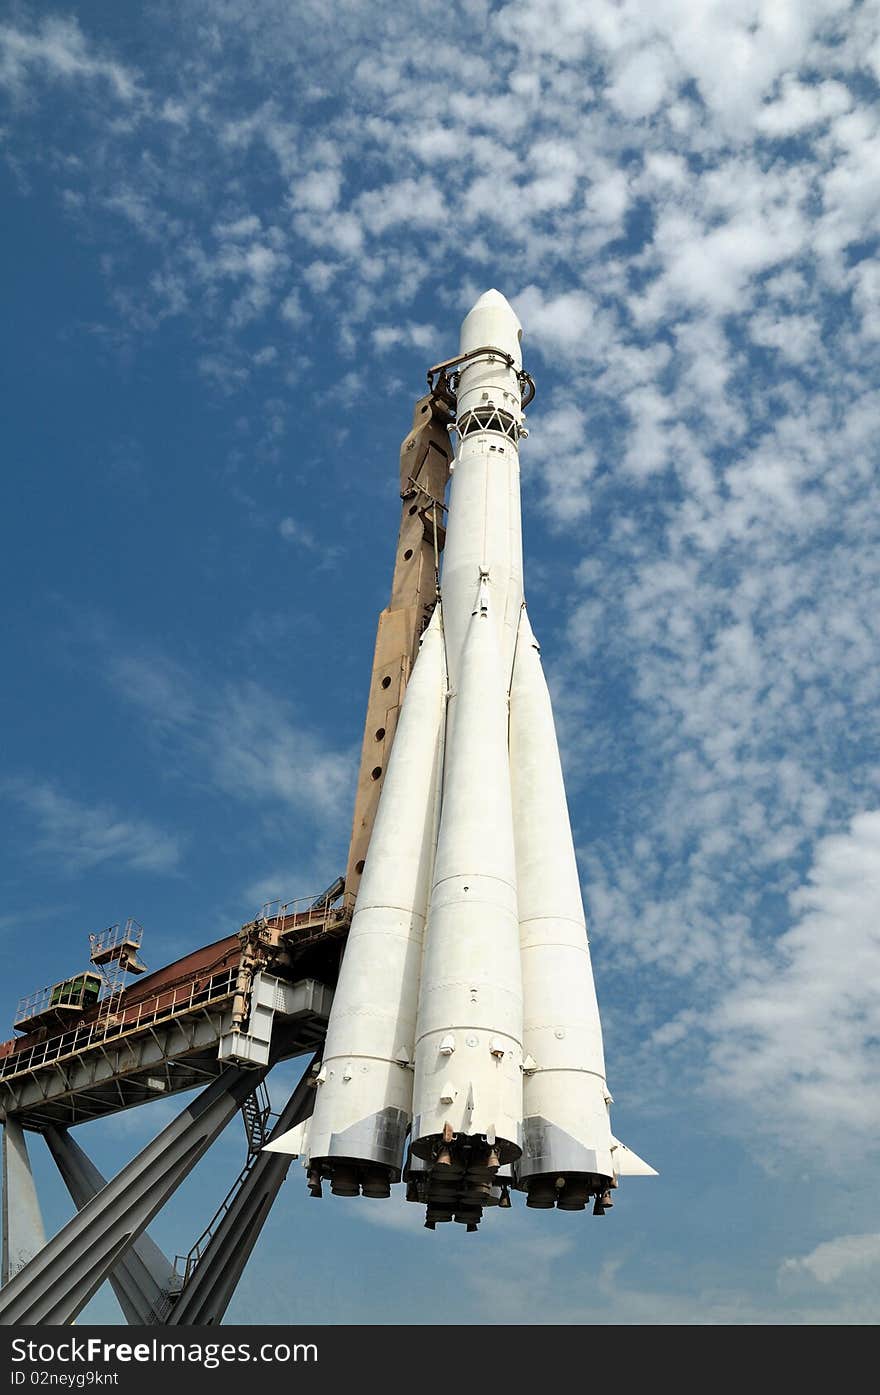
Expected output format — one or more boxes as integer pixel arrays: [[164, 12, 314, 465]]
[[512, 287, 596, 356], [524, 403, 597, 522], [351, 1190, 427, 1235], [607, 44, 676, 120], [105, 647, 354, 828], [356, 176, 445, 235], [214, 214, 262, 240], [708, 811, 880, 1158], [296, 168, 342, 215], [371, 321, 439, 353], [302, 260, 338, 294], [749, 310, 821, 365], [197, 354, 250, 390], [279, 515, 317, 549], [1, 778, 181, 874], [0, 16, 140, 102], [755, 77, 852, 136], [294, 207, 364, 258], [584, 165, 630, 232], [781, 1233, 880, 1285], [279, 287, 307, 328], [636, 197, 809, 321]]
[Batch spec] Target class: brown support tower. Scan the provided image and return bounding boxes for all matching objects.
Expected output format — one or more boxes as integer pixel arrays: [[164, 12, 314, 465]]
[[344, 391, 453, 901]]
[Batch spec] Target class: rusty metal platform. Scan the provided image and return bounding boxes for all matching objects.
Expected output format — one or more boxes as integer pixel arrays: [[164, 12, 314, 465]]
[[0, 897, 351, 1131]]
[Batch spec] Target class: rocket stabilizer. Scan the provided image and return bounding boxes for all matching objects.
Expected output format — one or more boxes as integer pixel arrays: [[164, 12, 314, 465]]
[[263, 1119, 309, 1157], [611, 1138, 658, 1177]]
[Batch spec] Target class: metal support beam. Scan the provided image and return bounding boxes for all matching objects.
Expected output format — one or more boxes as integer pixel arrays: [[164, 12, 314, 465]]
[[0, 1064, 265, 1326], [166, 1055, 319, 1326], [1, 1120, 46, 1286], [344, 391, 453, 900], [44, 1127, 177, 1326]]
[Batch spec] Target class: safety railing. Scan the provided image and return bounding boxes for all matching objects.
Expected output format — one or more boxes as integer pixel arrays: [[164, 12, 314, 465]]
[[258, 890, 355, 934], [0, 967, 239, 1083], [173, 1081, 279, 1288], [173, 1151, 255, 1287], [89, 918, 144, 961], [15, 985, 57, 1026]]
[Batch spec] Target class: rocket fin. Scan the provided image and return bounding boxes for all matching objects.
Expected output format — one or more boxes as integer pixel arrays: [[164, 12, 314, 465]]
[[264, 1119, 309, 1157], [611, 1139, 658, 1177]]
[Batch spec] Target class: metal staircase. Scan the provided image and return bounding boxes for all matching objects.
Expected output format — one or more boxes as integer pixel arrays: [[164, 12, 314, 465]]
[[171, 1082, 279, 1290], [240, 1080, 274, 1156]]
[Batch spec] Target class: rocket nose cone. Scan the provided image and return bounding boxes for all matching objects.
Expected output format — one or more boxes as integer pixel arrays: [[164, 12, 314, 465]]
[[460, 288, 523, 363], [471, 288, 514, 313]]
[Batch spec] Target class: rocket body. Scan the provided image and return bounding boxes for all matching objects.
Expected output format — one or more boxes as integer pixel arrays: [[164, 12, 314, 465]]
[[410, 580, 523, 1167], [509, 608, 615, 1206], [270, 610, 446, 1195], [271, 291, 655, 1225], [440, 292, 525, 699]]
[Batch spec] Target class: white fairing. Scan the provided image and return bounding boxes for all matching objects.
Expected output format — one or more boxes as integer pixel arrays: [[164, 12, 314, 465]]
[[509, 608, 615, 1184], [458, 288, 523, 398], [411, 586, 524, 1161], [295, 607, 447, 1175]]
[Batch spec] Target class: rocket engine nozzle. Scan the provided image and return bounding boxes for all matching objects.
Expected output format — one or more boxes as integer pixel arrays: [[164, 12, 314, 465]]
[[404, 1134, 502, 1232]]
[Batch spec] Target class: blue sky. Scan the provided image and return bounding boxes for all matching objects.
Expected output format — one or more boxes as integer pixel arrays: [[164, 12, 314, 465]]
[[2, 0, 879, 1324]]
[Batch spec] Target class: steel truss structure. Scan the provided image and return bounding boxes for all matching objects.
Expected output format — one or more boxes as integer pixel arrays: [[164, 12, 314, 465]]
[[0, 1029, 324, 1326]]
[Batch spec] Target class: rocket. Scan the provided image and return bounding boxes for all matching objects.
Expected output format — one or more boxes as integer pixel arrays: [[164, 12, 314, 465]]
[[266, 291, 656, 1228]]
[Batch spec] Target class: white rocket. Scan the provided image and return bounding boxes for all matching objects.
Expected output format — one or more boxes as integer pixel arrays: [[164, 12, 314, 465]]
[[267, 291, 655, 1228]]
